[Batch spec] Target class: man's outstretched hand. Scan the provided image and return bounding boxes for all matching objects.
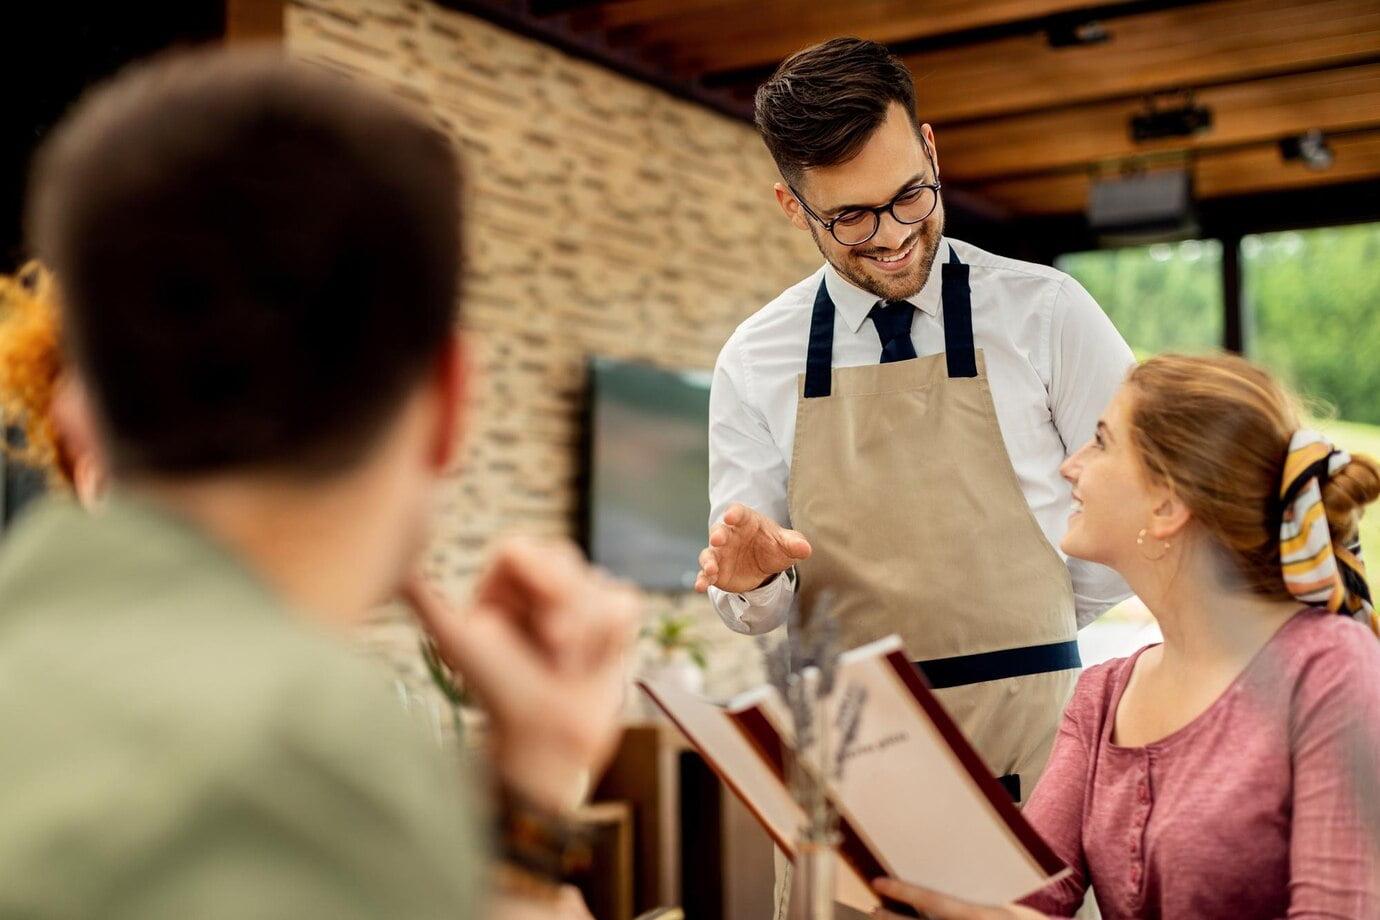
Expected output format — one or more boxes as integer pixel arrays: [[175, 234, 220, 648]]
[[694, 502, 811, 595]]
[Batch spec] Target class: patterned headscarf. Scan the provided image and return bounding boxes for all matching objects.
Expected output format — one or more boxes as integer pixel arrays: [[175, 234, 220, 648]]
[[1278, 429, 1376, 635]]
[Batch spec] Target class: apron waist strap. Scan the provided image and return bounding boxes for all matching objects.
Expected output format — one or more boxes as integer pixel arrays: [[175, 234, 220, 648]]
[[915, 638, 1081, 690]]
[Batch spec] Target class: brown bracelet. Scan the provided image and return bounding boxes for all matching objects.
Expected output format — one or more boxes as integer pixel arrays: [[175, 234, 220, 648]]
[[495, 784, 594, 884]]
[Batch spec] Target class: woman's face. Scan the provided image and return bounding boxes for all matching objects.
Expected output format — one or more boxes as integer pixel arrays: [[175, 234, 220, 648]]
[[1060, 386, 1160, 569]]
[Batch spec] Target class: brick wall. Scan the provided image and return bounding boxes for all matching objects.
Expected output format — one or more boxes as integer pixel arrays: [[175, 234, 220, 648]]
[[285, 0, 820, 702]]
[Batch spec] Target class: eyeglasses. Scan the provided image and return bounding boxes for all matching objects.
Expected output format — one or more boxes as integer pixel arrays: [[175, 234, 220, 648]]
[[790, 156, 943, 247]]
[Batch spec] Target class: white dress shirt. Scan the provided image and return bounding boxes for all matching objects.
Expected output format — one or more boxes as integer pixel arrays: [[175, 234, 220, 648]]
[[708, 237, 1134, 634]]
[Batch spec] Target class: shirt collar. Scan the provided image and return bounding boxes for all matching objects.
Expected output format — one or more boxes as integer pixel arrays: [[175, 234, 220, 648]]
[[822, 236, 949, 334]]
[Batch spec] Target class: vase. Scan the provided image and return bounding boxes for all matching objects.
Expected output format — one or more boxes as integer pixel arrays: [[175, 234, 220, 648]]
[[642, 652, 705, 696]]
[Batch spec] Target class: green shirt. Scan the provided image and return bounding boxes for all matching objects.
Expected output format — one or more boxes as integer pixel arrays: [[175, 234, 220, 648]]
[[0, 496, 483, 919]]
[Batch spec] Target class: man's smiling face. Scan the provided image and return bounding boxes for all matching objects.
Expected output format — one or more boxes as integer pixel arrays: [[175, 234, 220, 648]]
[[784, 103, 945, 303]]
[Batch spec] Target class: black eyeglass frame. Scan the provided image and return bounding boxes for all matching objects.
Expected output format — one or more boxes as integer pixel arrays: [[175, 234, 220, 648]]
[[788, 142, 943, 247]]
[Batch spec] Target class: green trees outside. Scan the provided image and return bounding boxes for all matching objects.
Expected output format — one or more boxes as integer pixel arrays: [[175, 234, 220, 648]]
[[1244, 225, 1380, 427], [1058, 222, 1380, 559], [1058, 222, 1380, 425], [1059, 239, 1223, 358]]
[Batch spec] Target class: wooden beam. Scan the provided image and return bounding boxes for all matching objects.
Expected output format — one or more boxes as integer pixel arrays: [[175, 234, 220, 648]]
[[529, 0, 618, 15], [938, 62, 1380, 182], [436, 0, 752, 121], [1018, 179, 1380, 257], [910, 0, 1380, 124], [971, 128, 1380, 214], [226, 0, 285, 42], [576, 0, 745, 30], [605, 0, 1116, 74]]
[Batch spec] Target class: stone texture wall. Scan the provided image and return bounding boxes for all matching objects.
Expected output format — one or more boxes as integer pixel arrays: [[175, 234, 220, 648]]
[[285, 0, 820, 703]]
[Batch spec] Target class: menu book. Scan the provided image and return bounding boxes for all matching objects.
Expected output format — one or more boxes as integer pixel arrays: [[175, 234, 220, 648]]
[[637, 635, 1068, 915]]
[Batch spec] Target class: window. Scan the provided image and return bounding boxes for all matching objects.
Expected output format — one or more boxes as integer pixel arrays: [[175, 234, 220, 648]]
[[1057, 239, 1223, 357], [1058, 241, 1221, 663], [1243, 221, 1380, 561]]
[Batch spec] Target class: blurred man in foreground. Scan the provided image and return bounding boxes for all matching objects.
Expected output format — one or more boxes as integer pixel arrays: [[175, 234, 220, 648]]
[[0, 48, 635, 919]]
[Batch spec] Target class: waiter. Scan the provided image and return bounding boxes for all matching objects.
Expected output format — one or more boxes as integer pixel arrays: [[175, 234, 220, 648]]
[[697, 37, 1134, 803]]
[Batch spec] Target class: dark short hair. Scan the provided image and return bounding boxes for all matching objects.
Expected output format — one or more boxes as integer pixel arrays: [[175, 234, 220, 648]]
[[26, 48, 462, 477], [754, 38, 920, 185]]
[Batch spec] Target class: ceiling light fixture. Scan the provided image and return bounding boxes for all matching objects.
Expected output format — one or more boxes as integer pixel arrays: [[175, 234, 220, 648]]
[[1046, 16, 1110, 48], [1279, 130, 1334, 171]]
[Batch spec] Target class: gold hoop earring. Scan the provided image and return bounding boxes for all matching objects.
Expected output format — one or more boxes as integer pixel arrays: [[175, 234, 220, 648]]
[[1137, 528, 1171, 561]]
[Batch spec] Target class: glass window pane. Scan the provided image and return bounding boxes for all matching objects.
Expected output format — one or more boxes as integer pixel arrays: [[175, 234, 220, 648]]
[[1056, 240, 1223, 357], [1242, 223, 1380, 424], [1056, 240, 1222, 661], [1243, 221, 1380, 562]]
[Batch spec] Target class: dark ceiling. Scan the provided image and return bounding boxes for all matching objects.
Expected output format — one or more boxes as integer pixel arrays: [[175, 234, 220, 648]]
[[0, 2, 224, 268], [446, 0, 1380, 229], [4, 1, 1376, 267]]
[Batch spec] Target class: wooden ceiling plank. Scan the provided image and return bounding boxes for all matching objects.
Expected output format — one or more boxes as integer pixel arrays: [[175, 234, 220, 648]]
[[916, 0, 1369, 84], [970, 129, 1380, 214], [938, 63, 1380, 181], [581, 0, 749, 30], [632, 0, 1105, 74], [911, 0, 1380, 123], [1195, 132, 1380, 196]]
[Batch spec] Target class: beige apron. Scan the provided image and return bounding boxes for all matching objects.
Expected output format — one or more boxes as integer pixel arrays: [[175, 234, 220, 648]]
[[790, 247, 1079, 798], [772, 250, 1080, 918]]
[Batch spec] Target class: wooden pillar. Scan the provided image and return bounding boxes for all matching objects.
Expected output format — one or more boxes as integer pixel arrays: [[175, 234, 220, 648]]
[[1221, 233, 1244, 354]]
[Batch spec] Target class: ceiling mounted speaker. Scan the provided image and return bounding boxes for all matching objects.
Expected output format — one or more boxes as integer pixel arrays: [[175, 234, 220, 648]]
[[1129, 91, 1212, 142], [1087, 169, 1198, 242]]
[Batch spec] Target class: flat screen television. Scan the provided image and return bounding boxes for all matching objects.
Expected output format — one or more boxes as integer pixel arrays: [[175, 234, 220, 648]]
[[583, 357, 711, 591]]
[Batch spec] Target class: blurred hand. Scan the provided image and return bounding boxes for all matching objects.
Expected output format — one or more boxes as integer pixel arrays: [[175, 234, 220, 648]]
[[404, 536, 641, 812], [870, 879, 1047, 920], [694, 502, 811, 594]]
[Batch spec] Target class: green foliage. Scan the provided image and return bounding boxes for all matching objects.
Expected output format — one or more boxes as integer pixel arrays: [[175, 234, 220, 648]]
[[1058, 223, 1380, 425], [1244, 226, 1380, 426], [1058, 240, 1224, 356], [641, 612, 709, 670], [420, 638, 470, 707]]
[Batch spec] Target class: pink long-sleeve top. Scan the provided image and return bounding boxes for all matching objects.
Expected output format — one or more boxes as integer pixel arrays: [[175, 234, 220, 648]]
[[1021, 608, 1380, 919]]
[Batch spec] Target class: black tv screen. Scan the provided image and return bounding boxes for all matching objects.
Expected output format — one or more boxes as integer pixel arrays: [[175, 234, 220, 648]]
[[584, 357, 711, 591]]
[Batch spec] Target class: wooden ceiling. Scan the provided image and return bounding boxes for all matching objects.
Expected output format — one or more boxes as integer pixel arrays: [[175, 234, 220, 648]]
[[450, 0, 1380, 220]]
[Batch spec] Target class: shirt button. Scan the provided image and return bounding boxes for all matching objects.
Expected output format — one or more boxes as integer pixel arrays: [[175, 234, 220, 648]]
[[1138, 784, 1149, 803]]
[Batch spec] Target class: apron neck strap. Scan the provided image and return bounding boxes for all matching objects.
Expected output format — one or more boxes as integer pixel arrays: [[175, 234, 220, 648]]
[[803, 277, 837, 399], [942, 246, 977, 379], [803, 245, 977, 398]]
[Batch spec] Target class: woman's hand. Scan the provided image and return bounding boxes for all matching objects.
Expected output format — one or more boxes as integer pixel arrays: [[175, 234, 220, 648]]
[[871, 879, 1049, 920]]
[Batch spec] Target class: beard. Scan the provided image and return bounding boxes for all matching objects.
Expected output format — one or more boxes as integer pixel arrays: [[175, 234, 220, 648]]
[[811, 208, 945, 303]]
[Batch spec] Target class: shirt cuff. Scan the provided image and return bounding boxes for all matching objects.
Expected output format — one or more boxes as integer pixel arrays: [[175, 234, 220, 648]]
[[709, 568, 794, 635], [738, 567, 793, 606]]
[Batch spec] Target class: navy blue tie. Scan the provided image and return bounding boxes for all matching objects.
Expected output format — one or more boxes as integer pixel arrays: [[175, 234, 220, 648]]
[[868, 300, 918, 363]]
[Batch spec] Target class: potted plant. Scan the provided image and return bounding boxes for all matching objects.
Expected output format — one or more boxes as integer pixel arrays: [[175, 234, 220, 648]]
[[640, 611, 709, 696]]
